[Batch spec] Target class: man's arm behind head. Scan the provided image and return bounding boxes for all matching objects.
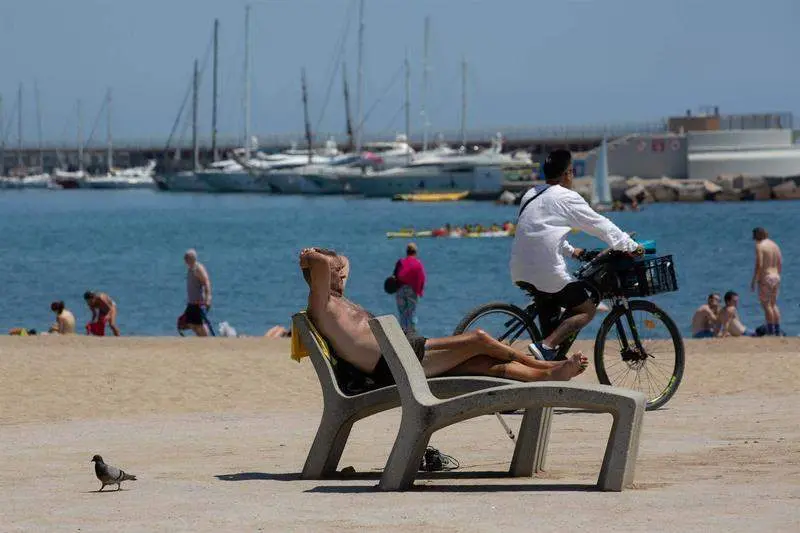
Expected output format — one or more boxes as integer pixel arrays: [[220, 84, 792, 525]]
[[300, 248, 338, 312]]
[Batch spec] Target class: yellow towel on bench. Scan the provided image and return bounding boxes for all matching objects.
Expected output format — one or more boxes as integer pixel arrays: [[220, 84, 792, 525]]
[[291, 311, 331, 362]]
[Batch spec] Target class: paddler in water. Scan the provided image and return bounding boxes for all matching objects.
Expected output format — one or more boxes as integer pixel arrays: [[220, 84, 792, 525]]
[[431, 223, 450, 238], [84, 290, 120, 336]]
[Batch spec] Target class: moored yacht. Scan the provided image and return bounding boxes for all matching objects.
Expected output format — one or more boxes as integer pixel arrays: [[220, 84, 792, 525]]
[[344, 134, 515, 198]]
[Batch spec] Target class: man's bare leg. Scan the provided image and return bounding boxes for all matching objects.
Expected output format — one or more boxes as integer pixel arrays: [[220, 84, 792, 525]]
[[447, 352, 587, 382], [190, 324, 208, 337], [425, 330, 557, 370], [761, 301, 774, 326], [106, 308, 121, 336], [543, 300, 597, 348]]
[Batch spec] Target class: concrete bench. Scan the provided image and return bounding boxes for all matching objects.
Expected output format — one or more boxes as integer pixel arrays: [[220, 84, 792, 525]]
[[369, 315, 646, 491], [292, 313, 553, 480]]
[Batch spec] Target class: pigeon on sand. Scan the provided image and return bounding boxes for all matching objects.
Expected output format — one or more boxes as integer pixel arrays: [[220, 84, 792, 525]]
[[91, 454, 137, 491]]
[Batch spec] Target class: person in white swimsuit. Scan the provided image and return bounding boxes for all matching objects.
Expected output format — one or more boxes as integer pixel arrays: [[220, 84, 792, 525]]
[[751, 227, 782, 336]]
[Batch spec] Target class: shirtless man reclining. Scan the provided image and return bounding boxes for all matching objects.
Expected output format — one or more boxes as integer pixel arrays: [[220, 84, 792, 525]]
[[300, 247, 587, 385]]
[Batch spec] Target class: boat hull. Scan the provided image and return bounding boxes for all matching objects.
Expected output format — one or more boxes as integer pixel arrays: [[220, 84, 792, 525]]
[[266, 170, 348, 195], [155, 172, 210, 192], [346, 165, 504, 198], [195, 171, 269, 193]]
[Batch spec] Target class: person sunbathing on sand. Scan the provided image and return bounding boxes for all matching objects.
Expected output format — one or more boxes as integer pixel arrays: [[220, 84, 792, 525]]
[[265, 325, 291, 338], [300, 247, 587, 385]]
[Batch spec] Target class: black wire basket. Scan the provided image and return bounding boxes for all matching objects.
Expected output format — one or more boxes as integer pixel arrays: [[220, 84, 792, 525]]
[[621, 255, 678, 297]]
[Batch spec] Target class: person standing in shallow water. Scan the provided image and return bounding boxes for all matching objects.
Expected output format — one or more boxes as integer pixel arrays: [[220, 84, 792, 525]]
[[751, 227, 783, 336], [394, 242, 426, 334]]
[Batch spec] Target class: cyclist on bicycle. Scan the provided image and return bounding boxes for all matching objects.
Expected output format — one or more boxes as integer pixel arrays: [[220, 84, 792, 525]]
[[510, 149, 641, 361]]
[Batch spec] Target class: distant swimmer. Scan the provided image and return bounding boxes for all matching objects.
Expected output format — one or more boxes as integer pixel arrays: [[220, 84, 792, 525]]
[[751, 227, 783, 336], [716, 291, 753, 337], [691, 293, 720, 339], [49, 300, 76, 334], [84, 291, 120, 336]]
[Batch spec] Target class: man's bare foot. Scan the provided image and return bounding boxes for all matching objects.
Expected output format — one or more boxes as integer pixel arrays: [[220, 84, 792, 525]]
[[549, 352, 588, 381]]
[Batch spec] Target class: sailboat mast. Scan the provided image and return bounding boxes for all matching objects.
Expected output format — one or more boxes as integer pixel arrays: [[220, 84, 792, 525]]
[[460, 57, 467, 149], [17, 83, 23, 169], [106, 88, 113, 171], [243, 4, 251, 159], [211, 18, 219, 162], [0, 95, 6, 176], [301, 68, 313, 165], [404, 51, 411, 163], [0, 95, 4, 176], [192, 59, 200, 171], [342, 62, 354, 153], [77, 100, 84, 172], [421, 16, 430, 152], [34, 81, 45, 172], [355, 0, 364, 152]]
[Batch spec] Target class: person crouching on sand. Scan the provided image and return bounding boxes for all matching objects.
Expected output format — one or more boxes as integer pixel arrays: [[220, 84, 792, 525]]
[[300, 246, 587, 385], [84, 291, 120, 336], [49, 301, 76, 334]]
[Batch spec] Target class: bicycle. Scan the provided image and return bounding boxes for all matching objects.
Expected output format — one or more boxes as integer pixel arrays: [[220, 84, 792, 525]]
[[453, 241, 684, 410]]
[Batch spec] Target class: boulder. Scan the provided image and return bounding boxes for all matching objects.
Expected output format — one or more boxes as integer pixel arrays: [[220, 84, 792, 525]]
[[677, 183, 705, 202], [735, 175, 767, 190], [647, 184, 677, 202], [713, 174, 738, 192], [741, 183, 772, 201], [624, 183, 653, 203], [771, 179, 800, 200], [716, 190, 743, 202], [496, 190, 517, 205]]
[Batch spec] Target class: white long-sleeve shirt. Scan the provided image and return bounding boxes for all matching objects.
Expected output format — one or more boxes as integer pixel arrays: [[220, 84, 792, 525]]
[[510, 184, 639, 293]]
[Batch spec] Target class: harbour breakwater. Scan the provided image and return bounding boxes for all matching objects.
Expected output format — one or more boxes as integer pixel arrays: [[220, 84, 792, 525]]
[[501, 175, 800, 204]]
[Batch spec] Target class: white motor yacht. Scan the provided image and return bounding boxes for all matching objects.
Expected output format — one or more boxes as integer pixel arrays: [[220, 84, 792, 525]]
[[344, 134, 514, 198]]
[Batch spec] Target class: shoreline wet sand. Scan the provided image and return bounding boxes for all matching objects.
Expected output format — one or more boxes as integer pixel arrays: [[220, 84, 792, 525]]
[[1, 336, 798, 531]]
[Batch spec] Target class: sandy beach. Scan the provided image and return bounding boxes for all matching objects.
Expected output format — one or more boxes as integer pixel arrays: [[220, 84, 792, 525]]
[[1, 335, 798, 532]]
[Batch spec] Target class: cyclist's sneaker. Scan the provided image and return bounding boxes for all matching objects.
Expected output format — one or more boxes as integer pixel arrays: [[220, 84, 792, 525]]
[[527, 342, 558, 361]]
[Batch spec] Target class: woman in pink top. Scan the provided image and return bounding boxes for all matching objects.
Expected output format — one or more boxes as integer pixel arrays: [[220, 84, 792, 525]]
[[394, 242, 426, 334]]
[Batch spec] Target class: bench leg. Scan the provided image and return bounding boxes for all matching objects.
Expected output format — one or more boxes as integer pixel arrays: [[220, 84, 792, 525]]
[[379, 419, 433, 491], [597, 399, 644, 491], [302, 408, 355, 480], [509, 406, 553, 477]]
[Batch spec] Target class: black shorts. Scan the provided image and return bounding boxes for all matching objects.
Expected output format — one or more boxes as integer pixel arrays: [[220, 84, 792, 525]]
[[518, 281, 598, 338], [371, 333, 427, 386], [184, 304, 205, 326]]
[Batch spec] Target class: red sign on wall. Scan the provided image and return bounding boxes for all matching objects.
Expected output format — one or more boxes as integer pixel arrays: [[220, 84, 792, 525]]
[[651, 138, 665, 152]]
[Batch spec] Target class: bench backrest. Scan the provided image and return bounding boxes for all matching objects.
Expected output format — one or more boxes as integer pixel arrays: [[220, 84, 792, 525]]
[[368, 315, 438, 405], [292, 313, 348, 399]]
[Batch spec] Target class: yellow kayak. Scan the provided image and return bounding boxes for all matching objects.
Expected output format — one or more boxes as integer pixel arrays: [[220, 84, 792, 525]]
[[392, 191, 470, 202], [386, 230, 433, 239]]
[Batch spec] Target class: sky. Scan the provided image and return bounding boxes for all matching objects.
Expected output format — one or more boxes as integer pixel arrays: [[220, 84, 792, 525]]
[[0, 0, 798, 147]]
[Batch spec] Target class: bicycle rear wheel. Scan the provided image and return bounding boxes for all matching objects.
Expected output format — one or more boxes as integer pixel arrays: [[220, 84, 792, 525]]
[[453, 302, 541, 352], [594, 299, 684, 410]]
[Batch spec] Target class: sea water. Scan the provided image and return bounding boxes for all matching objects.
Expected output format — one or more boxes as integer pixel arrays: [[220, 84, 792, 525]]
[[0, 190, 797, 338]]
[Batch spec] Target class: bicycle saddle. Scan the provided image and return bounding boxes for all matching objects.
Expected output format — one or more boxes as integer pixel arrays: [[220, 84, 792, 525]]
[[515, 281, 538, 298]]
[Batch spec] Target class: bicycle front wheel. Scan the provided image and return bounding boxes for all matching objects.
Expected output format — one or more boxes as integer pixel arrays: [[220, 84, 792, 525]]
[[453, 302, 541, 352], [594, 299, 684, 410]]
